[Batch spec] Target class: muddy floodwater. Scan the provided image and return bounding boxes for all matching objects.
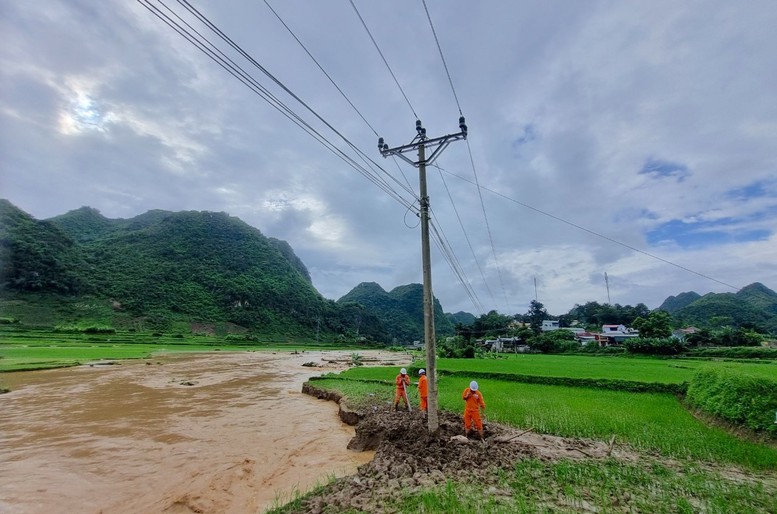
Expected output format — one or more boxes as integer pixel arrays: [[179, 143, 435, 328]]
[[0, 350, 405, 513]]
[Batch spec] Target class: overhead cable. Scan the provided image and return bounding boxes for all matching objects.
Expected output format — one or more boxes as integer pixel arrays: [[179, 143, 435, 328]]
[[434, 164, 745, 292], [141, 0, 418, 210], [348, 0, 419, 119], [429, 218, 484, 313], [434, 165, 497, 306], [174, 0, 418, 202], [262, 0, 380, 138], [420, 0, 462, 115]]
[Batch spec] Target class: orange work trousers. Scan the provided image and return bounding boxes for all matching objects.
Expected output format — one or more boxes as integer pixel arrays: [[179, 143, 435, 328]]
[[464, 409, 483, 430]]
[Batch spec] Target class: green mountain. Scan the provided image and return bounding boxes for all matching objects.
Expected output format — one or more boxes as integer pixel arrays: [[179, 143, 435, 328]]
[[0, 199, 90, 294], [0, 201, 377, 337], [670, 283, 777, 334], [657, 291, 701, 314], [337, 282, 455, 342], [446, 311, 476, 327]]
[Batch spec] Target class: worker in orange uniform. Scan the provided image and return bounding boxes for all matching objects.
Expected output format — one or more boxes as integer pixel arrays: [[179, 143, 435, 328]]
[[394, 368, 411, 411], [462, 380, 486, 439], [417, 368, 428, 411]]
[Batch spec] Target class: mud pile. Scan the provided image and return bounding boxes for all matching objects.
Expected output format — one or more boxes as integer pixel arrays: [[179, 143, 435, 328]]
[[289, 405, 619, 513]]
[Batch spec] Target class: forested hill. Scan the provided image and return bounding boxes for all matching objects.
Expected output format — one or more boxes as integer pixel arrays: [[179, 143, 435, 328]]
[[657, 291, 702, 314], [337, 282, 455, 342], [0, 201, 364, 337], [662, 282, 777, 334]]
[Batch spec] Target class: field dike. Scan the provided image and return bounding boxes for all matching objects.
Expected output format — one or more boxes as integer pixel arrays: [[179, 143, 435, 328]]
[[299, 382, 628, 513]]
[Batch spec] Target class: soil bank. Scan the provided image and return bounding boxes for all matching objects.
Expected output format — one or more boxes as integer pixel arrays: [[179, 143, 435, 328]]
[[0, 350, 408, 513]]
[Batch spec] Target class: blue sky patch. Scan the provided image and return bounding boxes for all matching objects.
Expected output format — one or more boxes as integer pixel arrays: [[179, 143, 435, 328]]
[[512, 124, 536, 150], [725, 179, 775, 200], [639, 158, 690, 181], [647, 218, 771, 248]]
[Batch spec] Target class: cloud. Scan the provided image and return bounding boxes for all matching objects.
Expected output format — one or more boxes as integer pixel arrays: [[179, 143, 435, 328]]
[[2, 0, 776, 318], [638, 158, 690, 182]]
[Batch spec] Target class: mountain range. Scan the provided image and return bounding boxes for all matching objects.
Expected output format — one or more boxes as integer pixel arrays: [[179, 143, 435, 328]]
[[2, 200, 776, 337], [658, 282, 777, 334], [0, 201, 450, 341]]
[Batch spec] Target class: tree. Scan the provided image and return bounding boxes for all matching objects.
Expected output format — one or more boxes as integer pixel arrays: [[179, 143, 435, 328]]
[[528, 329, 577, 353], [462, 310, 513, 341], [632, 310, 673, 338], [526, 300, 548, 335]]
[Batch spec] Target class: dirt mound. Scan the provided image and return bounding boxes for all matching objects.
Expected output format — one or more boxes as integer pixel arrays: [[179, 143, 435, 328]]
[[290, 406, 622, 513]]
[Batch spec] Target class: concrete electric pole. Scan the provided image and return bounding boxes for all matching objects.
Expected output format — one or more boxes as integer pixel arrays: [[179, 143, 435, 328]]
[[378, 117, 468, 433]]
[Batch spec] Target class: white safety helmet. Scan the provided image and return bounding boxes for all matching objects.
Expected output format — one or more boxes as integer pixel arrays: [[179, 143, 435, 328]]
[[470, 380, 478, 391], [400, 368, 407, 375], [419, 369, 426, 375]]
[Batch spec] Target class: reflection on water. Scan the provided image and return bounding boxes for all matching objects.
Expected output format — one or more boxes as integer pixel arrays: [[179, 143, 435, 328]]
[[0, 351, 378, 513]]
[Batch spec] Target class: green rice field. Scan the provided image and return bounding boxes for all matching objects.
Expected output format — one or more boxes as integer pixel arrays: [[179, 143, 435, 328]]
[[341, 354, 777, 383]]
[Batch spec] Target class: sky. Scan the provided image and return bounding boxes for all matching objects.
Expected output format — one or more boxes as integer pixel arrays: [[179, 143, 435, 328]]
[[2, 0, 776, 316]]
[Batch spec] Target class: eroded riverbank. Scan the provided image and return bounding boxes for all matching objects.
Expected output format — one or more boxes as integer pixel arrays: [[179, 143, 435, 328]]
[[0, 350, 409, 513]]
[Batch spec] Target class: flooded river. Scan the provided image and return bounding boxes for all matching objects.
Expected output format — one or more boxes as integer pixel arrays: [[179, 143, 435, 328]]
[[0, 350, 403, 513]]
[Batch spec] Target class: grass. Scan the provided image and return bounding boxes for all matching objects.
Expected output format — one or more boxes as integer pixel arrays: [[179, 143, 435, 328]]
[[310, 374, 777, 470], [386, 459, 776, 514], [334, 355, 777, 390], [0, 327, 372, 373], [438, 355, 777, 383], [437, 377, 777, 470]]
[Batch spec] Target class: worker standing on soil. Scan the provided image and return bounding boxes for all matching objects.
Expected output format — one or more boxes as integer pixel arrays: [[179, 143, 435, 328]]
[[462, 380, 486, 439], [417, 369, 428, 412], [394, 368, 411, 411]]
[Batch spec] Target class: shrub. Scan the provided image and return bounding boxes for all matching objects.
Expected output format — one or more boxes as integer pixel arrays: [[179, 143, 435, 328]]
[[82, 325, 116, 334], [624, 337, 685, 355], [684, 347, 777, 359], [686, 368, 777, 436], [528, 330, 577, 354], [53, 324, 115, 334]]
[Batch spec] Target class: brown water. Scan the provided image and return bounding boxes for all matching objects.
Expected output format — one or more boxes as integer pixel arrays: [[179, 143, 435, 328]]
[[0, 350, 400, 513]]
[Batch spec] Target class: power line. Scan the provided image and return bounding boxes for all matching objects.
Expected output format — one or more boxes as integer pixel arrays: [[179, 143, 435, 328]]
[[434, 164, 497, 307], [143, 0, 418, 210], [142, 1, 408, 208], [174, 0, 418, 202], [420, 0, 462, 115], [434, 164, 745, 292], [416, 3, 510, 312], [262, 0, 380, 138], [348, 0, 419, 119], [465, 139, 512, 313], [429, 218, 484, 313]]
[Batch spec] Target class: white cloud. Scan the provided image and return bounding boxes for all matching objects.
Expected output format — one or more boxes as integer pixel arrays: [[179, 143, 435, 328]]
[[2, 0, 776, 317]]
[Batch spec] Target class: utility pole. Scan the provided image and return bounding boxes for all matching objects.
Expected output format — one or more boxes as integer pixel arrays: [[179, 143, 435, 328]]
[[604, 272, 611, 305], [378, 117, 467, 433]]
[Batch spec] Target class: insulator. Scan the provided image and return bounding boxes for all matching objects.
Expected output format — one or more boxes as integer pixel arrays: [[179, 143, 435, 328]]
[[421, 127, 427, 136], [383, 143, 389, 152], [416, 119, 423, 134], [378, 137, 384, 150], [461, 124, 467, 135]]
